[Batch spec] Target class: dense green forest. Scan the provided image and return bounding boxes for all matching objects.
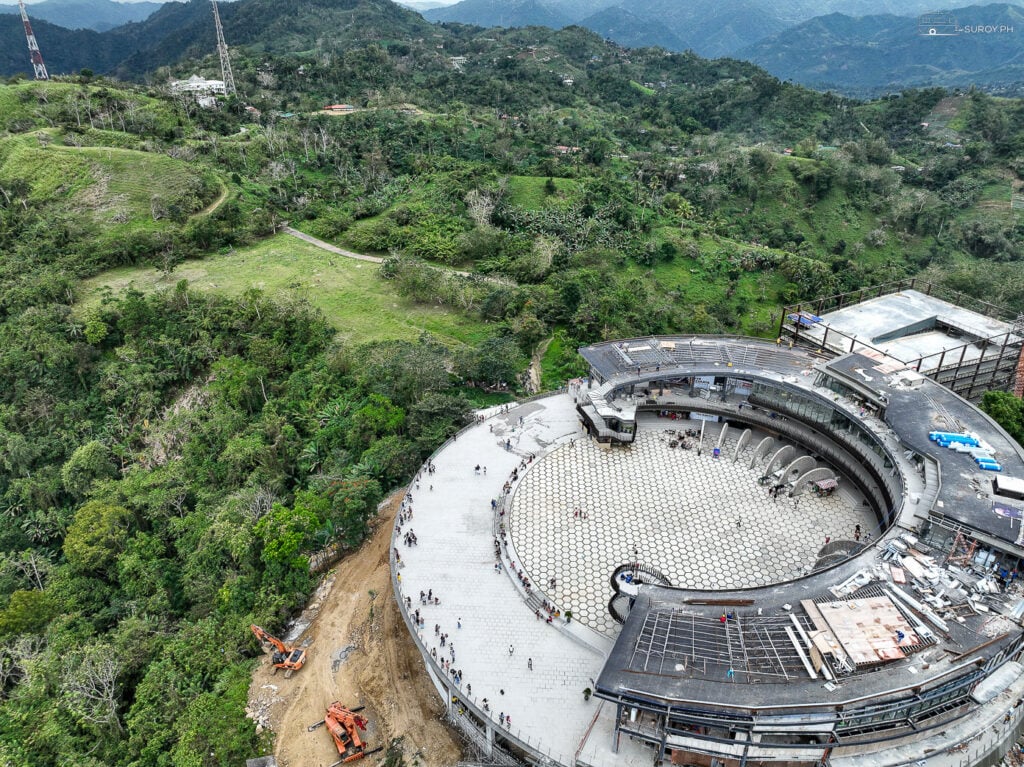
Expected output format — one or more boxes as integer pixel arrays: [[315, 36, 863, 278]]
[[3, 16, 1024, 766]]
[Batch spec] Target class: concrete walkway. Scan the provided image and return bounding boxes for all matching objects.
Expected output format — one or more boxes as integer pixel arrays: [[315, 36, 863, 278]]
[[391, 391, 1024, 767], [392, 394, 651, 767]]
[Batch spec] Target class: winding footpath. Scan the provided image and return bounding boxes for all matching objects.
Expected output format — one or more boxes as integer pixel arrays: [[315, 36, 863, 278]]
[[282, 226, 513, 284]]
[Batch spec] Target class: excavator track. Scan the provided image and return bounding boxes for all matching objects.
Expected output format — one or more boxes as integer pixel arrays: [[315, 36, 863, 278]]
[[328, 746, 383, 767], [313, 702, 378, 763]]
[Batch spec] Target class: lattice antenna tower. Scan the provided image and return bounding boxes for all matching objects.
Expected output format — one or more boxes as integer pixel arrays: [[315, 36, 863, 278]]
[[17, 0, 49, 80], [210, 0, 236, 96]]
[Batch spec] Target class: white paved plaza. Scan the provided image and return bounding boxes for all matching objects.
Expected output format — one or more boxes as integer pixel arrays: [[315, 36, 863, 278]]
[[508, 418, 875, 634]]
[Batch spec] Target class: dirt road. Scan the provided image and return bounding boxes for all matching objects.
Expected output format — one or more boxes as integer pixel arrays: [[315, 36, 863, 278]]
[[248, 493, 462, 767]]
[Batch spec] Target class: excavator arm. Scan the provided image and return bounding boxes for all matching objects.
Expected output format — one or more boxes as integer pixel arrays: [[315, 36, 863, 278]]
[[250, 624, 287, 654]]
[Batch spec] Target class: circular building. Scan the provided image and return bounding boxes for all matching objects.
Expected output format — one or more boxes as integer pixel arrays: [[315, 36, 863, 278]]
[[391, 335, 1024, 767]]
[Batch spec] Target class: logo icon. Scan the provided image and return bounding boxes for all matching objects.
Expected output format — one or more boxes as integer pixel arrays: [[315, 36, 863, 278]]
[[918, 12, 959, 36]]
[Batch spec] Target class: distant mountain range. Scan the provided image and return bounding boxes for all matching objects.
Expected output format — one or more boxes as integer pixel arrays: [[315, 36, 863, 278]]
[[1, 0, 161, 32], [423, 0, 1024, 60], [739, 3, 1024, 93], [1, 0, 435, 79], [3, 0, 1024, 95]]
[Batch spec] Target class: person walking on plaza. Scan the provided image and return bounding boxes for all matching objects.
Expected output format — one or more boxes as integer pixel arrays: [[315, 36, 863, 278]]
[[509, 644, 514, 656]]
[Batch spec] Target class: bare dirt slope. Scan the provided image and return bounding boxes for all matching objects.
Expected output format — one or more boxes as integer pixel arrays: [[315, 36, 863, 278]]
[[248, 492, 462, 767]]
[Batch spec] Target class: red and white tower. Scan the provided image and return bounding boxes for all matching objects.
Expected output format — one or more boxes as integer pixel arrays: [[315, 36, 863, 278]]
[[210, 0, 236, 96], [17, 0, 49, 81]]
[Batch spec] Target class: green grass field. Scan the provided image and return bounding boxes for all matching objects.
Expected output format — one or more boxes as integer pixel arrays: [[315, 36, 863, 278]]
[[0, 134, 95, 202], [79, 234, 494, 346], [507, 175, 580, 210]]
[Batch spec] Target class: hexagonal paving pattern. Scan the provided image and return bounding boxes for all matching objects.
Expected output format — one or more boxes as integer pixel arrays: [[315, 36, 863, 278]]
[[507, 424, 876, 635]]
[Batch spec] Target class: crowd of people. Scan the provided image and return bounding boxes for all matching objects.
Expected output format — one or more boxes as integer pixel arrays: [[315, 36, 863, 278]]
[[392, 402, 580, 740]]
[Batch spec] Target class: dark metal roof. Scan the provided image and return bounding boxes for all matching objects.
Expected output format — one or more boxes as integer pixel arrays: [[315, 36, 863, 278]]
[[579, 336, 823, 382], [596, 583, 1012, 712], [825, 354, 1024, 545]]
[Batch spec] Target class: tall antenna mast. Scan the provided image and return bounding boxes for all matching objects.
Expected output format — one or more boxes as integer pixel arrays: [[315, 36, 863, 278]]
[[17, 0, 49, 81], [210, 0, 236, 96]]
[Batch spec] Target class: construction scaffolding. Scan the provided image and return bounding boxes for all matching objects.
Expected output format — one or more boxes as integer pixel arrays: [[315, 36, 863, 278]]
[[629, 609, 818, 683], [946, 531, 979, 568]]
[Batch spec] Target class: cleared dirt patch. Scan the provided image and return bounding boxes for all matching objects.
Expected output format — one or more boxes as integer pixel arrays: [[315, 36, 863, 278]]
[[247, 492, 462, 767]]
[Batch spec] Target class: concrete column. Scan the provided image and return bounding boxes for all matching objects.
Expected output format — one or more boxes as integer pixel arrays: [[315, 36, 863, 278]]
[[782, 455, 817, 484], [792, 467, 837, 497], [484, 721, 494, 756], [764, 444, 796, 478]]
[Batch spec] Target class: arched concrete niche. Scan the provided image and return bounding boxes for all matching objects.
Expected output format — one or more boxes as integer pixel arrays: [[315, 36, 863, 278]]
[[791, 467, 838, 497], [733, 429, 752, 463], [749, 437, 775, 470], [783, 455, 817, 483], [764, 444, 796, 478], [717, 423, 729, 448]]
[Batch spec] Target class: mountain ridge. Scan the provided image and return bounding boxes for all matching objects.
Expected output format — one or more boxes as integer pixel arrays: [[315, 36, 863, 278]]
[[0, 0, 162, 32], [424, 0, 1024, 59], [738, 3, 1024, 94]]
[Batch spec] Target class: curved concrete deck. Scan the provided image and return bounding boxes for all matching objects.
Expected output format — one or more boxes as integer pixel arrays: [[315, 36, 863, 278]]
[[389, 390, 1024, 767]]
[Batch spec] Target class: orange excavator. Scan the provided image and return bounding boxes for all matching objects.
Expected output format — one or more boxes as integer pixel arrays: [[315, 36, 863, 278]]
[[308, 702, 383, 764], [250, 624, 307, 677]]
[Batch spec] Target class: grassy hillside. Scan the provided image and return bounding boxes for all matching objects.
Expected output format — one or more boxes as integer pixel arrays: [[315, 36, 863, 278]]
[[0, 80, 178, 134], [0, 134, 221, 243], [79, 235, 493, 345]]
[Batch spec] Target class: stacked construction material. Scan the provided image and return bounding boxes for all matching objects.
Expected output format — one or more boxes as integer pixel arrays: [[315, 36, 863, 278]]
[[929, 431, 1001, 471]]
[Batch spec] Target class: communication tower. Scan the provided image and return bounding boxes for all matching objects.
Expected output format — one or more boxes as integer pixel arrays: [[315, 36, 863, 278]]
[[210, 0, 236, 96], [17, 0, 49, 81]]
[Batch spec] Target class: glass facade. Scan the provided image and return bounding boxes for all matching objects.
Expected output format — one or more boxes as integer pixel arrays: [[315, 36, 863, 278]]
[[835, 669, 983, 736], [749, 381, 891, 468]]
